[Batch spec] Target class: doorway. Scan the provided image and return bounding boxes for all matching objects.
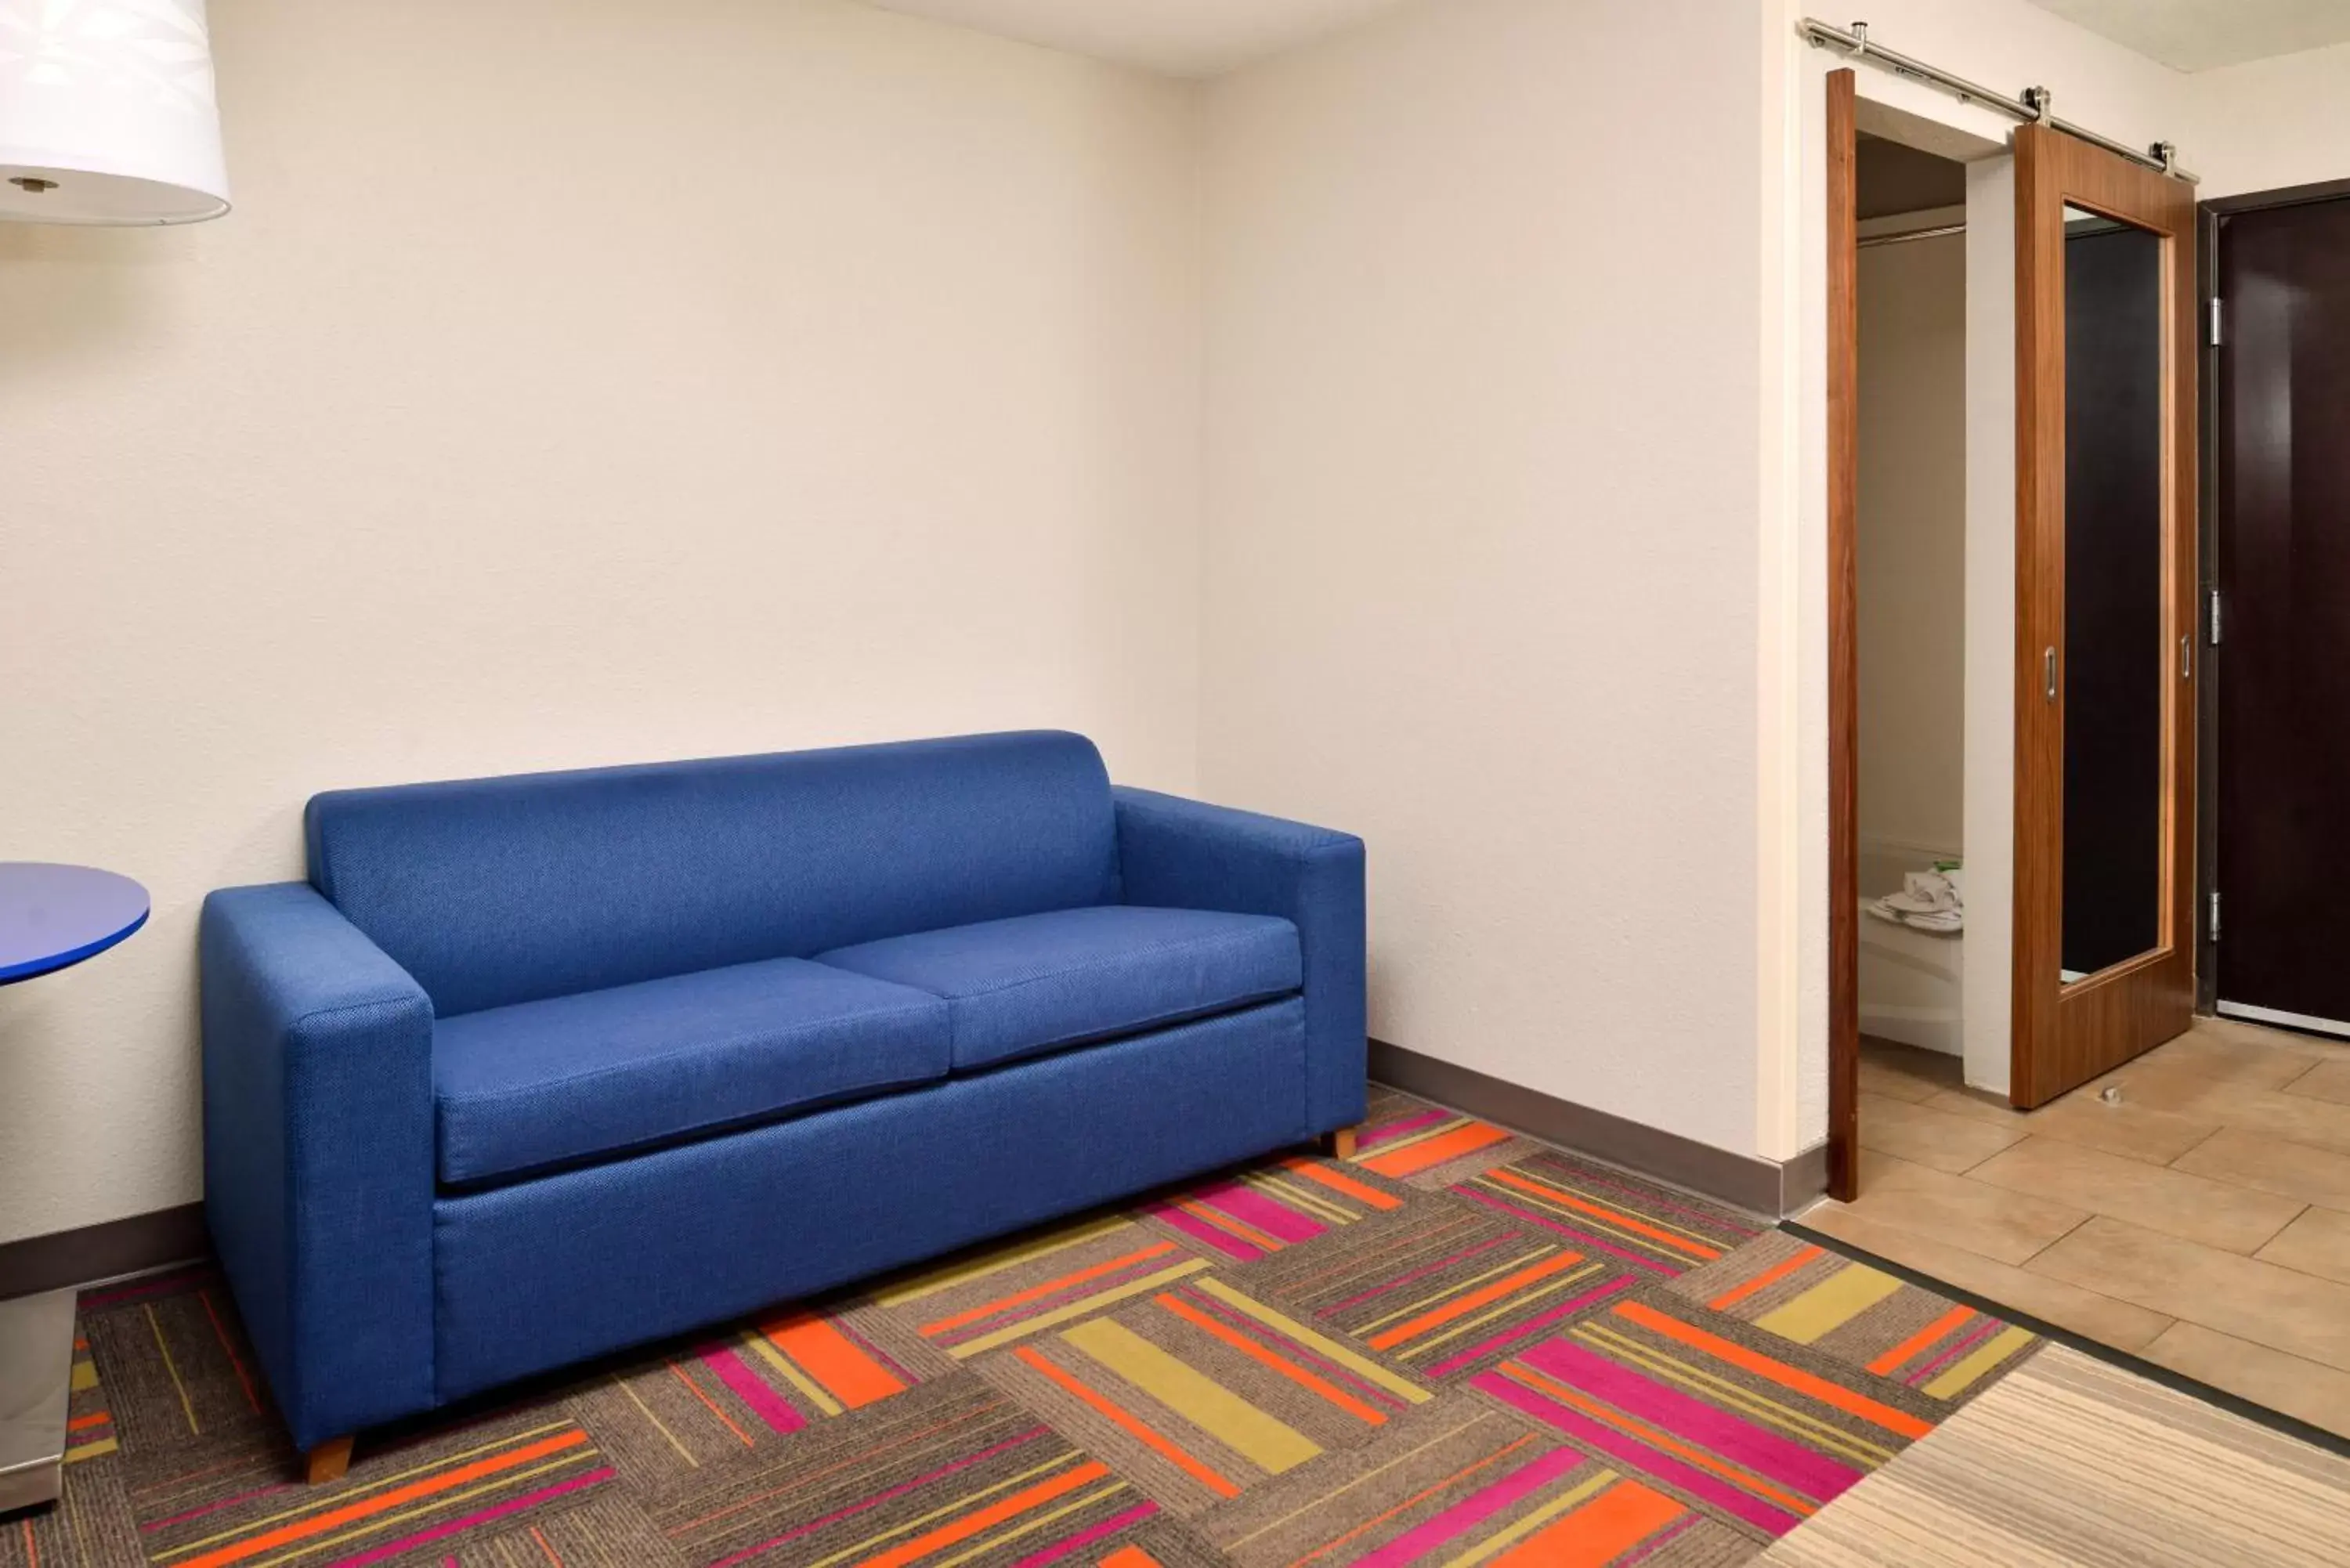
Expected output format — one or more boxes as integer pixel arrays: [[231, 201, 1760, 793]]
[[2206, 185, 2350, 1041]]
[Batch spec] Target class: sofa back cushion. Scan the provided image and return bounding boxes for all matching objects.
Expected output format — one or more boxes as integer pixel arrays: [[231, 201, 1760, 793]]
[[306, 731, 1119, 1016]]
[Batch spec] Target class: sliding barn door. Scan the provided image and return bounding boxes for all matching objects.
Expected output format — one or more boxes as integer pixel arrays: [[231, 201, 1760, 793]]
[[2011, 125, 2198, 1108]]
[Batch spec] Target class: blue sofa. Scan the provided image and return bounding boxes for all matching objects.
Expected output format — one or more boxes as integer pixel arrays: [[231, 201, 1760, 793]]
[[199, 731, 1365, 1462]]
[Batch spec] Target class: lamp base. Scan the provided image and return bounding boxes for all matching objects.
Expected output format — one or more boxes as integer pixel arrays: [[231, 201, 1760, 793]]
[[0, 1288, 74, 1516]]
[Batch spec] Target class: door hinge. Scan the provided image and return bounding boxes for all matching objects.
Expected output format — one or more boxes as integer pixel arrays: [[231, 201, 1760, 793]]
[[2210, 297, 2225, 346], [2209, 890, 2223, 943], [2210, 587, 2224, 646]]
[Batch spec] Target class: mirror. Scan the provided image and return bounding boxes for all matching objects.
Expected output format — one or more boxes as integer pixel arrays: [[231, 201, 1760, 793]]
[[2059, 204, 2167, 984]]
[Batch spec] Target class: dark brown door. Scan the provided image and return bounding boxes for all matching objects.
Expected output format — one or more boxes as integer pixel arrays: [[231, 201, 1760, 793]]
[[2011, 125, 2199, 1107], [2215, 195, 2350, 1037]]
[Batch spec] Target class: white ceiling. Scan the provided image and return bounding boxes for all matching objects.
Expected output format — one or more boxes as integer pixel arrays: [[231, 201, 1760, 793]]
[[859, 0, 1415, 77], [2024, 0, 2350, 71]]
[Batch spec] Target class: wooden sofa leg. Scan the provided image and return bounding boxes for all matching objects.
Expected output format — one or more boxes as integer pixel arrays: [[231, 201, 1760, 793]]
[[306, 1436, 355, 1484], [1325, 1125, 1360, 1161]]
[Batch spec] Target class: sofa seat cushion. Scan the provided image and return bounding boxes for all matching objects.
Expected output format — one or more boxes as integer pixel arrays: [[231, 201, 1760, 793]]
[[434, 958, 949, 1185], [815, 905, 1300, 1072]]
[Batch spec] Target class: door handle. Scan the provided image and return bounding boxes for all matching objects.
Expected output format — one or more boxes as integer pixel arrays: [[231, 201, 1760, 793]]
[[2182, 633, 2193, 680], [2045, 646, 2059, 701]]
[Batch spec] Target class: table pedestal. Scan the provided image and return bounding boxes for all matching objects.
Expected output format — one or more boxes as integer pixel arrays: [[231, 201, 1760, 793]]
[[0, 1289, 74, 1516]]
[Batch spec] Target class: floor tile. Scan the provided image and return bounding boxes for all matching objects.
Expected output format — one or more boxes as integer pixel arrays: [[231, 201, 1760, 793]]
[[2137, 1321, 2350, 1440], [1793, 1205, 2174, 1351], [1926, 1086, 2222, 1166], [2144, 1028, 2326, 1089], [2093, 1058, 2350, 1157], [2028, 1216, 2350, 1373], [1967, 1137, 2305, 1255], [2174, 1128, 2350, 1211], [1858, 1039, 1961, 1103], [1812, 1151, 2089, 1267], [2256, 1205, 2350, 1287], [1857, 1093, 2025, 1174], [2286, 1059, 2350, 1107]]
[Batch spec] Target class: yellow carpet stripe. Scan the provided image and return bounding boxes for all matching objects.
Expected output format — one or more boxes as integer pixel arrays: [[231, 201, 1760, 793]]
[[1924, 1325, 2037, 1400], [947, 1260, 1211, 1358], [1573, 1324, 1896, 1467], [1226, 1412, 1499, 1549], [148, 1305, 201, 1436], [1755, 1263, 1905, 1345], [1238, 1171, 1354, 1227], [1517, 1176, 1739, 1252], [748, 1335, 843, 1416], [70, 1360, 99, 1393], [1062, 1319, 1321, 1475], [1193, 1277, 1434, 1405], [245, 1451, 598, 1568], [612, 1373, 696, 1468], [63, 1438, 118, 1464], [1437, 1468, 1618, 1568], [1361, 1118, 1473, 1160], [876, 1215, 1131, 1306], [1398, 1263, 1607, 1359], [1356, 1248, 1561, 1335]]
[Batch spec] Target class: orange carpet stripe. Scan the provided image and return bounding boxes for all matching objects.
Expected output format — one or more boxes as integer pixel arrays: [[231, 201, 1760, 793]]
[[669, 1362, 754, 1448], [1611, 1300, 1932, 1440], [918, 1242, 1179, 1337], [1010, 1347, 1239, 1498], [1868, 1304, 1975, 1377], [1365, 1252, 1582, 1350], [1359, 1122, 1509, 1178], [172, 1429, 589, 1568], [1170, 1198, 1284, 1253], [1282, 1158, 1402, 1211], [1485, 1171, 1721, 1260], [1500, 1364, 1817, 1518], [1492, 1479, 1686, 1568], [1152, 1293, 1386, 1425], [66, 1413, 112, 1433], [848, 1458, 1108, 1568], [1098, 1549, 1160, 1568], [763, 1316, 906, 1410], [1708, 1246, 1823, 1311]]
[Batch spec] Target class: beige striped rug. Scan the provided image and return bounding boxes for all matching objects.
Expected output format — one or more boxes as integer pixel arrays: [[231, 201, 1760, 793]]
[[1761, 1342, 2350, 1566]]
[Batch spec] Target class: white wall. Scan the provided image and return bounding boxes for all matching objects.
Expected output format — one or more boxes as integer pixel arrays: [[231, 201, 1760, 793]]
[[2185, 40, 2350, 198], [1201, 0, 1766, 1156], [0, 0, 1205, 1246], [1856, 226, 1966, 874]]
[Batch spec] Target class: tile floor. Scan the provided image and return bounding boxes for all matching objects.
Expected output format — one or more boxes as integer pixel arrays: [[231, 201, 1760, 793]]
[[1802, 1017, 2350, 1440]]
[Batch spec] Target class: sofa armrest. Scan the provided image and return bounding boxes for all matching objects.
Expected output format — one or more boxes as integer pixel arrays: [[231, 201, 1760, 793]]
[[201, 883, 436, 1449], [1112, 787, 1365, 1133]]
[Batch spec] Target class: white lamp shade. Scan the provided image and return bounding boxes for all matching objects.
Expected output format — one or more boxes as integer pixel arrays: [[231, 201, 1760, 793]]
[[0, 0, 229, 224]]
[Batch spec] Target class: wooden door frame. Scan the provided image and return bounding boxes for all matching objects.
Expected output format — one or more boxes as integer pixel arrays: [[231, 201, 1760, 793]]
[[1826, 68, 1860, 1201], [2009, 124, 2200, 1108]]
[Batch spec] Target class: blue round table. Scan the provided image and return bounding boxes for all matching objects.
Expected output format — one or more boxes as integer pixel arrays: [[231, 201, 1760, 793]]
[[1, 862, 149, 1519]]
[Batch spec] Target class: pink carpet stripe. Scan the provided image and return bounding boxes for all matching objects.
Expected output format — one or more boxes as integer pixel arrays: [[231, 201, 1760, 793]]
[[1475, 1374, 1801, 1537], [706, 1426, 1053, 1568], [1616, 1512, 1704, 1566], [1422, 1275, 1638, 1377], [1007, 1500, 1160, 1568], [1904, 1316, 2007, 1386], [79, 1269, 217, 1311], [1146, 1200, 1266, 1260], [1515, 1337, 1863, 1500], [1358, 1108, 1452, 1149], [322, 1465, 613, 1567], [1456, 1190, 1677, 1274], [700, 1344, 807, 1435], [1349, 1444, 1589, 1568], [1195, 1180, 1325, 1245], [141, 1484, 296, 1534], [1179, 1290, 1405, 1409]]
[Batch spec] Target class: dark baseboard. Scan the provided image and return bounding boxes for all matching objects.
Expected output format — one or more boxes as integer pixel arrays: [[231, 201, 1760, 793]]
[[1368, 1039, 1828, 1217], [0, 1203, 208, 1302]]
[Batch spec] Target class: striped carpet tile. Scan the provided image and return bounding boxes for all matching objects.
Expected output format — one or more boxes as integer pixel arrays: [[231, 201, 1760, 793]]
[[1137, 1158, 1405, 1264], [1448, 1153, 1764, 1281], [1472, 1289, 1958, 1541], [651, 1375, 1176, 1568], [1665, 1234, 2036, 1406], [1227, 1201, 1643, 1386], [1190, 1397, 1749, 1567], [976, 1276, 1434, 1515], [1348, 1093, 1534, 1188]]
